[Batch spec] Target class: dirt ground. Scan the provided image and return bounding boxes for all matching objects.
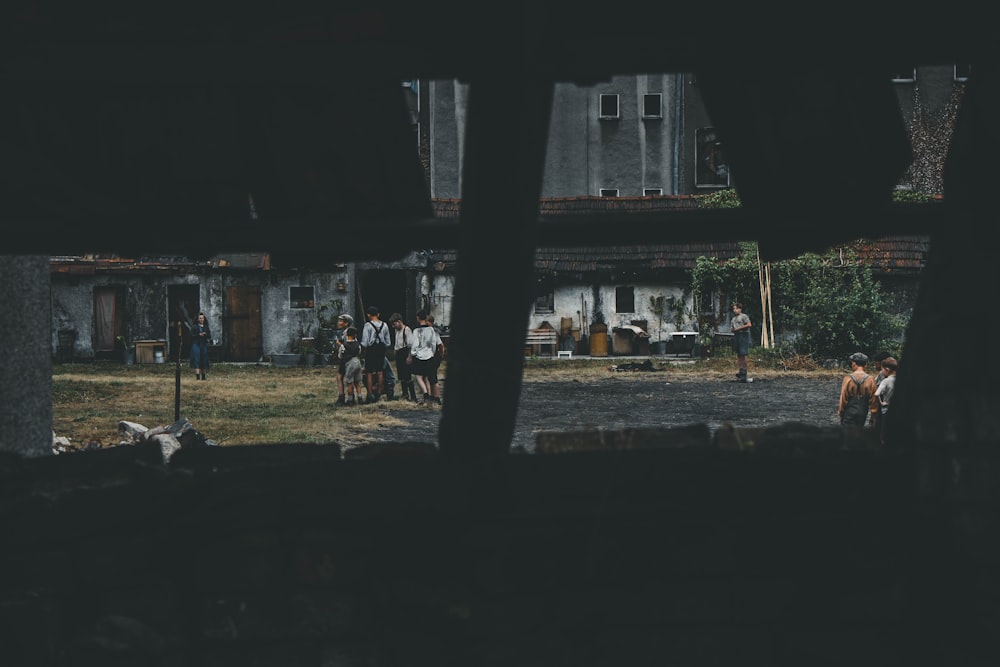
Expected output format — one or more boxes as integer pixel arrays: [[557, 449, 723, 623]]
[[380, 359, 846, 453]]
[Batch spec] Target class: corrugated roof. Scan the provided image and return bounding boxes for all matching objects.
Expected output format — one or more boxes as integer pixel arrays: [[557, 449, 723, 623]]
[[430, 198, 930, 273]]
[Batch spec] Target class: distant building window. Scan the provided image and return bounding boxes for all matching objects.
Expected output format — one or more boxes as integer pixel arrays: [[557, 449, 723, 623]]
[[890, 67, 916, 83], [533, 292, 554, 314], [290, 286, 315, 309], [643, 188, 664, 196], [615, 286, 635, 314], [642, 93, 662, 119], [955, 64, 971, 82], [599, 188, 620, 197], [533, 278, 554, 314], [599, 94, 619, 120], [695, 127, 729, 188]]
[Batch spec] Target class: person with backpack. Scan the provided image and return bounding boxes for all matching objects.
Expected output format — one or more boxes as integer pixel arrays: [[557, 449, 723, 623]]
[[838, 352, 879, 427]]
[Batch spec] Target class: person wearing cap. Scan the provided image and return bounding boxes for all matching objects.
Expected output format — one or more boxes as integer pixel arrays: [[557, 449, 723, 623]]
[[838, 352, 878, 426]]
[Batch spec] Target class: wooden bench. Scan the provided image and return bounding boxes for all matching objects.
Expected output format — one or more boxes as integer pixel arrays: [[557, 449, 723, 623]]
[[524, 328, 559, 357]]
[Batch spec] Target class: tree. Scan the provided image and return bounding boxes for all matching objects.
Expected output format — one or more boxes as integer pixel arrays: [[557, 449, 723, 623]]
[[694, 190, 908, 359], [773, 247, 902, 359]]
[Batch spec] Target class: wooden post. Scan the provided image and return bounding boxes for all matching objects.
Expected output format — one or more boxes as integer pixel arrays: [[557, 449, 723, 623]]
[[175, 320, 182, 422], [765, 262, 775, 349], [758, 246, 770, 348]]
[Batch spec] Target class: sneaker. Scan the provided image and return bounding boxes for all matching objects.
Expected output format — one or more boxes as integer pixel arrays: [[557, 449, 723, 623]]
[[345, 398, 356, 406], [432, 396, 442, 405], [335, 395, 346, 406]]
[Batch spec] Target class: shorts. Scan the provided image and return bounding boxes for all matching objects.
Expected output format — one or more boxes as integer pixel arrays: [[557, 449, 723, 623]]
[[411, 356, 438, 385], [734, 331, 750, 356], [344, 357, 363, 386], [364, 343, 386, 373]]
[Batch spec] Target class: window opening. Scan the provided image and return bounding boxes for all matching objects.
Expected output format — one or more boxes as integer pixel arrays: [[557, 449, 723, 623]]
[[695, 127, 729, 188], [599, 94, 620, 119], [615, 286, 635, 314], [642, 93, 662, 119], [290, 286, 315, 309], [890, 67, 916, 83]]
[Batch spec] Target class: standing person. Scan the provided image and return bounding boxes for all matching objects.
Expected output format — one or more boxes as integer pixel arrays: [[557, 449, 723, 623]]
[[189, 312, 211, 381], [407, 309, 443, 406], [872, 350, 892, 387], [389, 313, 416, 402], [426, 313, 446, 403], [340, 327, 363, 406], [838, 352, 878, 427], [360, 305, 391, 403], [333, 313, 354, 406], [730, 302, 752, 383], [873, 356, 898, 442]]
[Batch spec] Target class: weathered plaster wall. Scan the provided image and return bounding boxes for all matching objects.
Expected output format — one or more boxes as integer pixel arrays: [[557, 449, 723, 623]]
[[539, 283, 696, 338]]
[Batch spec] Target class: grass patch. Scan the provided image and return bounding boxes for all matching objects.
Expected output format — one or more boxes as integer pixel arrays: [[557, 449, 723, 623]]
[[53, 356, 841, 448]]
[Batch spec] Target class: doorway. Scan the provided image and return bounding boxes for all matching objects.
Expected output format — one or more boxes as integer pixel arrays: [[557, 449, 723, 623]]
[[93, 285, 126, 354], [225, 285, 263, 362], [167, 285, 200, 362], [355, 270, 412, 326]]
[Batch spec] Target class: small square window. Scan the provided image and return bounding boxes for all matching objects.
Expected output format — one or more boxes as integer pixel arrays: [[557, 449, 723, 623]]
[[642, 93, 662, 119], [533, 292, 554, 314], [890, 67, 916, 83], [290, 286, 315, 309], [643, 188, 663, 196], [599, 94, 619, 120], [615, 286, 635, 314], [955, 64, 971, 82], [599, 188, 620, 197]]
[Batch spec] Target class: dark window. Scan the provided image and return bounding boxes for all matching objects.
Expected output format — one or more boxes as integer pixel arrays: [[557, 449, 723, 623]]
[[955, 64, 971, 82], [642, 93, 662, 119], [599, 94, 619, 119], [890, 67, 916, 83], [643, 188, 663, 196], [695, 127, 729, 188], [534, 277, 554, 314], [290, 286, 315, 309], [533, 292, 554, 314], [615, 286, 635, 314], [599, 188, 620, 197]]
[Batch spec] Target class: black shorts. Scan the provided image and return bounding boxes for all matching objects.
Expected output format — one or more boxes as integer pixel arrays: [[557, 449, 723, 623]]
[[365, 343, 386, 372]]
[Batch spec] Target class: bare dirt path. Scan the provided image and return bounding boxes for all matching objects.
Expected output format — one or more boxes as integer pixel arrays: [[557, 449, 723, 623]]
[[381, 361, 846, 452]]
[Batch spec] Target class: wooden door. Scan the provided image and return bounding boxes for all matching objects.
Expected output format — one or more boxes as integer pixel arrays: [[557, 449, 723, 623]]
[[93, 286, 125, 352], [225, 285, 262, 362]]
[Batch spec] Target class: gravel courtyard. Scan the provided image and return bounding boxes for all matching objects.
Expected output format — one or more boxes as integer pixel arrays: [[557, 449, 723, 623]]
[[379, 360, 847, 453]]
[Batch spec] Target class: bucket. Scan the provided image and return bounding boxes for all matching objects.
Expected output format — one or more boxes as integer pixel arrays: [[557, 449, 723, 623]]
[[154, 350, 165, 364], [589, 322, 608, 357], [589, 332, 608, 357]]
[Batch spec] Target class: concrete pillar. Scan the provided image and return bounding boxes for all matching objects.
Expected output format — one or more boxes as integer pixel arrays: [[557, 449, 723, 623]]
[[0, 255, 52, 457]]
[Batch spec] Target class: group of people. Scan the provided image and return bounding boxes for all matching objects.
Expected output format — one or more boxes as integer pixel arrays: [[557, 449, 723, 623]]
[[730, 302, 898, 441], [195, 301, 897, 432], [332, 306, 445, 406], [837, 350, 898, 441]]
